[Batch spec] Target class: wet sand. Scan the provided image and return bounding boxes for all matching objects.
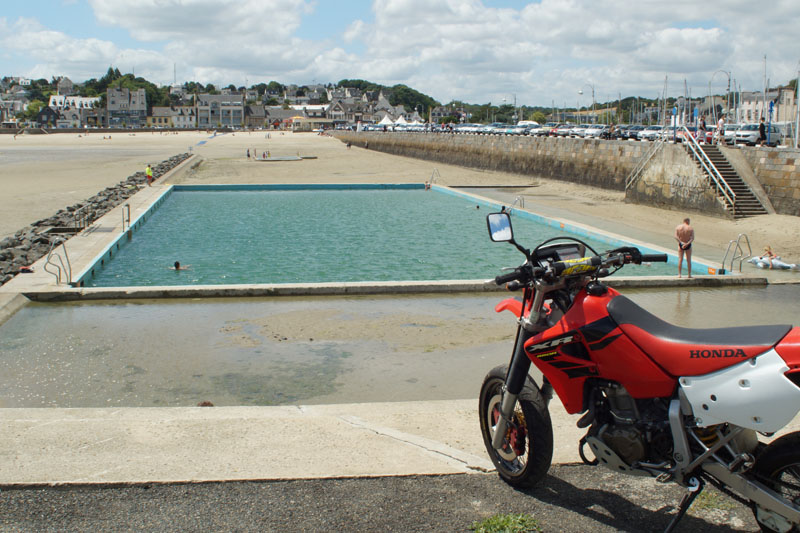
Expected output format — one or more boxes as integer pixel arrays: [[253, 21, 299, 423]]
[[3, 130, 800, 271]]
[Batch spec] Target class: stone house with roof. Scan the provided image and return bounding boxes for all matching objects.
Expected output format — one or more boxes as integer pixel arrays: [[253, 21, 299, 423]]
[[35, 105, 60, 127], [56, 107, 84, 128], [107, 87, 147, 127], [245, 104, 267, 128], [56, 76, 75, 96]]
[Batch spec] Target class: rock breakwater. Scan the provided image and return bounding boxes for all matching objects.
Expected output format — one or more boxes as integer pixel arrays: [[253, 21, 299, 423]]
[[0, 153, 191, 286]]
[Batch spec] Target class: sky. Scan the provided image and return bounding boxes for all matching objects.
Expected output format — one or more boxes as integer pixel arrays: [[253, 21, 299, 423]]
[[1, 0, 799, 108]]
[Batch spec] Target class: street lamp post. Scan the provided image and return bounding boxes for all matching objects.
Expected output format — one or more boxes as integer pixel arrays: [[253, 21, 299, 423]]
[[578, 83, 595, 123], [709, 69, 731, 124], [794, 61, 799, 149]]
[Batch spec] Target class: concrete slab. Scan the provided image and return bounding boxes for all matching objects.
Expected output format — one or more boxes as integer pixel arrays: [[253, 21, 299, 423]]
[[0, 399, 581, 486]]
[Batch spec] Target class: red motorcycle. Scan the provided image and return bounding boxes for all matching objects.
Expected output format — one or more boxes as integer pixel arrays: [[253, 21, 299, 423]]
[[480, 211, 800, 532]]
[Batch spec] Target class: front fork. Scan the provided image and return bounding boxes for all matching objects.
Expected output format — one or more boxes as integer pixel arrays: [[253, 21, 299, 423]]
[[491, 283, 554, 452], [491, 326, 533, 450]]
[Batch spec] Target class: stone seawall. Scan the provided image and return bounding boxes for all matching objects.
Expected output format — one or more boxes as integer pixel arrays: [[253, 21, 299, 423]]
[[738, 146, 800, 216], [627, 143, 727, 217], [335, 132, 799, 218], [335, 132, 645, 190], [334, 132, 726, 215]]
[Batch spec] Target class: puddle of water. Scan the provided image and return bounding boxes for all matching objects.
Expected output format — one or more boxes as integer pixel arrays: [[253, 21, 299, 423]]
[[0, 286, 797, 408]]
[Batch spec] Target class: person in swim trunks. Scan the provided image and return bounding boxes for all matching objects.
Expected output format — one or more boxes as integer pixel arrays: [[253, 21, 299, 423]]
[[675, 217, 694, 278]]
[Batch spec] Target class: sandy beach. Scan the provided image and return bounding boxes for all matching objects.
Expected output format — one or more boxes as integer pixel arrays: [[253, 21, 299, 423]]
[[3, 130, 800, 269]]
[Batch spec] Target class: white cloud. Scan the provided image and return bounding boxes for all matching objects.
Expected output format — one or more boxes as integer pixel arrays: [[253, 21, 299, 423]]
[[2, 0, 799, 105], [88, 0, 312, 42]]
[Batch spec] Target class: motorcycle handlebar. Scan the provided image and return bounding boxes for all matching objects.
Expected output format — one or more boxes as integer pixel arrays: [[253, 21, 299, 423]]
[[494, 248, 663, 285], [495, 267, 526, 285], [494, 266, 544, 286], [640, 253, 668, 263]]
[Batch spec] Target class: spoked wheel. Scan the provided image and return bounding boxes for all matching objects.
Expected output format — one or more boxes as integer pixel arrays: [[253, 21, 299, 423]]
[[752, 433, 800, 532], [478, 365, 553, 487]]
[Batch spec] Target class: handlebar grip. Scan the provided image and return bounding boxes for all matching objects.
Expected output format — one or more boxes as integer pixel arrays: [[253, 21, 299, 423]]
[[495, 269, 522, 285], [640, 254, 668, 263], [552, 256, 602, 275]]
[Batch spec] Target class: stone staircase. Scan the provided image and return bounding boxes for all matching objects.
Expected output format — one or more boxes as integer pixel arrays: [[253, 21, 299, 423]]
[[689, 144, 768, 218]]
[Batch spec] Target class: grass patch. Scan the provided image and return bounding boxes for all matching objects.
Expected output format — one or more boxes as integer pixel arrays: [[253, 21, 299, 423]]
[[692, 490, 738, 511], [470, 513, 542, 533]]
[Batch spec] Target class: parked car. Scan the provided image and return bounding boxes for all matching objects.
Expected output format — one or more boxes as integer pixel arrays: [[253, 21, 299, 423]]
[[569, 124, 589, 137], [624, 125, 645, 140], [603, 124, 628, 140], [735, 123, 783, 147], [584, 124, 609, 138], [638, 125, 664, 141], [555, 124, 573, 137], [723, 123, 741, 145], [674, 126, 697, 143], [525, 124, 542, 135]]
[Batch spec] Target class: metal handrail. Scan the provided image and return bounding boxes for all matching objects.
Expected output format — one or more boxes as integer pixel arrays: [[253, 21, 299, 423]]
[[43, 238, 72, 284], [625, 136, 665, 190], [425, 168, 440, 189], [72, 204, 92, 232], [721, 233, 752, 273], [681, 126, 736, 209], [510, 195, 525, 213], [122, 203, 131, 231]]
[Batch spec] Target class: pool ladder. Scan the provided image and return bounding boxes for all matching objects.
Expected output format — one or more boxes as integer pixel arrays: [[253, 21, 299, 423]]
[[721, 233, 752, 273], [425, 168, 441, 189], [122, 203, 131, 231], [43, 238, 72, 285], [510, 195, 525, 213]]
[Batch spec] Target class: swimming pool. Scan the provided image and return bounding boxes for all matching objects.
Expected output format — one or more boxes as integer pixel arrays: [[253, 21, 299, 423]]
[[76, 184, 706, 287]]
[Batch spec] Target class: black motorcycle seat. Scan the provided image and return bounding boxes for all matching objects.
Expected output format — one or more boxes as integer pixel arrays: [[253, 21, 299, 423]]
[[607, 295, 791, 348]]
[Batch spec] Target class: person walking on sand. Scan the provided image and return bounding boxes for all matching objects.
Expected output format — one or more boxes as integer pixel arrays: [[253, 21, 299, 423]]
[[145, 164, 153, 186], [675, 218, 694, 278]]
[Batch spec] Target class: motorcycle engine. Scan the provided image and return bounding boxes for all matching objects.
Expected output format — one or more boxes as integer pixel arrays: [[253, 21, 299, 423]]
[[595, 383, 672, 466]]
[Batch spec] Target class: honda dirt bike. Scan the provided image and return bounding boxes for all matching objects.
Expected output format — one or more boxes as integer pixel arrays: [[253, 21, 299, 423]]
[[479, 211, 800, 532]]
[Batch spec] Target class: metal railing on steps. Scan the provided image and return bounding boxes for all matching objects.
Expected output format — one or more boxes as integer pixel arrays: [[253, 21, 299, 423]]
[[625, 136, 665, 191], [681, 126, 736, 211]]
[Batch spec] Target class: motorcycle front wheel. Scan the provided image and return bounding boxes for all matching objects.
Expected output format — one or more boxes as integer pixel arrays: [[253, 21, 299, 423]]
[[752, 432, 800, 532], [478, 365, 553, 488]]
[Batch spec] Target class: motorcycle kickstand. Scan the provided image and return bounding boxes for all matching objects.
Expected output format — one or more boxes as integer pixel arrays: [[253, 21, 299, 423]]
[[663, 476, 704, 533]]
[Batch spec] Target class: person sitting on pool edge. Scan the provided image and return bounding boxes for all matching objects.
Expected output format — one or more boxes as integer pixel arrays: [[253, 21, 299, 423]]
[[170, 261, 190, 270]]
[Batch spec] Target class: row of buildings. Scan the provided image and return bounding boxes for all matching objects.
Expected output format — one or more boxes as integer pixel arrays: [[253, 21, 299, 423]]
[[2, 75, 798, 130], [0, 78, 427, 130]]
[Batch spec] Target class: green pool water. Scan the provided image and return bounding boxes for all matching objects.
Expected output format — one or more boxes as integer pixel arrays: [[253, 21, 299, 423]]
[[83, 188, 677, 287]]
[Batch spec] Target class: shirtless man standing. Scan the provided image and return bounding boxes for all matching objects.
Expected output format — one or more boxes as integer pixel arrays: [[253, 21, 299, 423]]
[[675, 218, 694, 278]]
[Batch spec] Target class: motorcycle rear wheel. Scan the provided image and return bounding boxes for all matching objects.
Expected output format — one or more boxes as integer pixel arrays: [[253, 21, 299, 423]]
[[479, 365, 553, 487], [752, 432, 800, 532]]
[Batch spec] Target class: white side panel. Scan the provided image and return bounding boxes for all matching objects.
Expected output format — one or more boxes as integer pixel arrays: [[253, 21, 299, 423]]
[[679, 350, 800, 432]]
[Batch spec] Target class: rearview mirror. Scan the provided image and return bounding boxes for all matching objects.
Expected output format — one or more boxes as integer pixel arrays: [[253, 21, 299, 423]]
[[487, 212, 513, 242]]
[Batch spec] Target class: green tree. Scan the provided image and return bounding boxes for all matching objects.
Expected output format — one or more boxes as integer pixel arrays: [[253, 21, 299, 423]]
[[18, 99, 46, 120], [532, 111, 547, 124], [251, 82, 267, 96], [266, 81, 285, 94]]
